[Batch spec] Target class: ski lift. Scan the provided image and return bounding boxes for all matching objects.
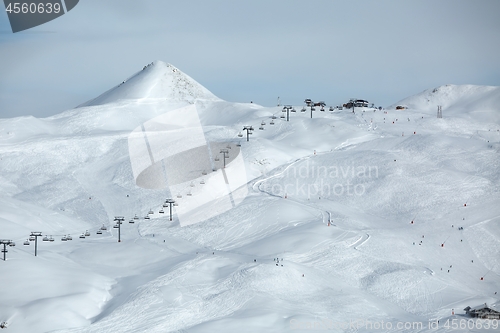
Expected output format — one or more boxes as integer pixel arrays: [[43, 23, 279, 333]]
[[271, 115, 277, 119], [159, 209, 164, 214], [329, 106, 334, 111], [67, 235, 72, 240], [113, 224, 119, 229], [291, 108, 296, 112], [173, 202, 179, 206], [134, 215, 139, 220], [311, 107, 316, 111], [238, 132, 243, 138], [320, 107, 325, 111], [280, 115, 285, 119], [186, 192, 192, 196], [200, 180, 205, 185], [43, 235, 49, 242], [29, 236, 35, 241], [163, 203, 168, 207], [236, 142, 241, 147], [96, 230, 102, 235], [259, 126, 264, 130], [79, 234, 85, 239], [84, 230, 90, 236], [144, 216, 150, 220], [270, 120, 275, 125], [129, 219, 135, 223], [177, 194, 182, 198], [49, 236, 54, 242], [301, 107, 306, 112], [261, 121, 266, 125], [101, 225, 107, 230], [190, 182, 195, 187], [23, 240, 30, 246], [215, 156, 220, 162], [61, 236, 67, 241], [226, 144, 231, 149], [148, 209, 154, 215]]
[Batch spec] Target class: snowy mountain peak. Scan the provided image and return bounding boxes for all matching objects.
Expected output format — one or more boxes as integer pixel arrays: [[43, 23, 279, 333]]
[[388, 84, 500, 122], [79, 61, 221, 107]]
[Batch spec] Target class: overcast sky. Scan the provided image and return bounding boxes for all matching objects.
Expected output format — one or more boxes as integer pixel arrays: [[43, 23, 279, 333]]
[[1, 0, 499, 118]]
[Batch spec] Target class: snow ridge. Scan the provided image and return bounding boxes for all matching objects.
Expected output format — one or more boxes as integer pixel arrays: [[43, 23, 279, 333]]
[[79, 61, 220, 107]]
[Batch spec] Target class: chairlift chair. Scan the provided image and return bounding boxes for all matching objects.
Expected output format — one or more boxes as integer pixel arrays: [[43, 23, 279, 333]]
[[270, 120, 274, 125], [301, 107, 306, 112], [96, 230, 102, 235], [159, 209, 164, 214], [238, 132, 243, 137], [291, 108, 296, 112], [79, 234, 85, 239], [311, 107, 316, 111], [29, 236, 35, 241], [66, 235, 72, 240], [321, 107, 325, 111], [129, 219, 135, 223], [113, 224, 119, 229], [173, 202, 179, 206], [148, 209, 154, 215], [134, 215, 139, 220], [163, 203, 168, 207], [227, 144, 231, 149], [177, 194, 182, 198], [200, 180, 205, 185], [84, 230, 90, 237], [261, 121, 266, 125], [101, 225, 107, 230], [271, 115, 277, 119], [43, 236, 49, 242], [61, 236, 67, 241], [236, 142, 241, 147], [215, 156, 220, 162], [259, 126, 264, 130], [280, 115, 285, 119], [186, 192, 192, 196], [202, 171, 207, 175], [144, 216, 150, 220], [329, 106, 334, 111], [190, 182, 195, 187], [49, 236, 54, 242], [24, 240, 30, 246]]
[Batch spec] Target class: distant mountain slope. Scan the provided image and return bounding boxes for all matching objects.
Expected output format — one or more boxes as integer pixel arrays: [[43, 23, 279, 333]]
[[388, 84, 500, 122], [78, 61, 221, 107]]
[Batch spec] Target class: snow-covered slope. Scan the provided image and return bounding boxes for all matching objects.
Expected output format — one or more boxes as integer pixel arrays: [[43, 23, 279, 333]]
[[389, 84, 500, 123], [0, 65, 499, 333], [78, 61, 221, 107]]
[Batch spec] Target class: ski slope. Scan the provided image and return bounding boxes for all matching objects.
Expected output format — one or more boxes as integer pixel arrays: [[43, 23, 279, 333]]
[[0, 61, 499, 332]]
